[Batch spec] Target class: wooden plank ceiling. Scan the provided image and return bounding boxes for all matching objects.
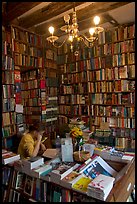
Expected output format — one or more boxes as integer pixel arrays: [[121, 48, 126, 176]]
[[2, 2, 132, 39]]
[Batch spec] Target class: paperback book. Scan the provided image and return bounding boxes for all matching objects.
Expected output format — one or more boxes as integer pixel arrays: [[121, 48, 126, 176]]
[[60, 171, 81, 189], [87, 174, 115, 201], [79, 156, 117, 179], [2, 151, 20, 165], [72, 175, 92, 193]]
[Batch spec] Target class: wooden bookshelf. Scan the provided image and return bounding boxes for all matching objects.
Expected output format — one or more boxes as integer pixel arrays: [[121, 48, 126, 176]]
[[57, 23, 135, 148], [2, 29, 16, 148]]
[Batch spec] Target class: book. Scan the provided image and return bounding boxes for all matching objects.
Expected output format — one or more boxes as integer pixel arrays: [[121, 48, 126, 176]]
[[72, 175, 92, 193], [50, 162, 80, 184], [87, 174, 115, 201], [15, 172, 26, 190], [31, 164, 52, 178], [24, 175, 34, 196], [2, 151, 20, 165], [60, 171, 81, 189], [22, 156, 44, 172], [79, 156, 117, 179], [42, 148, 58, 159]]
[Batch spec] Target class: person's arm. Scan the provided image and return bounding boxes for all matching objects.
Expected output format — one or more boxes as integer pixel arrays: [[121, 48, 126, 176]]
[[31, 134, 42, 157]]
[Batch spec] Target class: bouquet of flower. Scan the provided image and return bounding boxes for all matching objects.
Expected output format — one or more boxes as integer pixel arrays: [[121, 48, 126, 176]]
[[70, 126, 83, 140]]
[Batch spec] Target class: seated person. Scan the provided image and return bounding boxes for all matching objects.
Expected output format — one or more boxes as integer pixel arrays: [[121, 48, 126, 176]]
[[18, 124, 46, 159]]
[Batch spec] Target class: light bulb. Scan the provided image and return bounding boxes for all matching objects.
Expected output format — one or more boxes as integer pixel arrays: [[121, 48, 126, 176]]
[[89, 28, 95, 35], [64, 14, 70, 23], [93, 16, 100, 26], [48, 26, 54, 35], [69, 35, 73, 42]]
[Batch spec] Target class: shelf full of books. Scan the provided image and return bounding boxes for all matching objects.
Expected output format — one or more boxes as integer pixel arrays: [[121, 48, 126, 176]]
[[44, 40, 59, 140], [57, 42, 90, 126], [2, 29, 16, 149], [11, 25, 47, 130], [57, 23, 135, 149]]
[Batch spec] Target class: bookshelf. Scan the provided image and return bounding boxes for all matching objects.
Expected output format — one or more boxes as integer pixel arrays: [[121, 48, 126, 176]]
[[57, 23, 135, 149], [11, 25, 46, 130], [44, 40, 59, 140], [2, 29, 16, 149], [57, 43, 90, 126]]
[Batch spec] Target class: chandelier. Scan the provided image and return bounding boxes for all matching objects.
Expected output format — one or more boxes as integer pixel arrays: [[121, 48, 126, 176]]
[[46, 4, 104, 51]]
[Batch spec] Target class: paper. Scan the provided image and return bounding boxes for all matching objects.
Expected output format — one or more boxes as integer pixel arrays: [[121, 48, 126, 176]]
[[15, 104, 23, 113], [61, 138, 73, 162]]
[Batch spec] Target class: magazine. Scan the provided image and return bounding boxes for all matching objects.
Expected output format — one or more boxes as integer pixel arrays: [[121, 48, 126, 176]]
[[80, 156, 117, 179]]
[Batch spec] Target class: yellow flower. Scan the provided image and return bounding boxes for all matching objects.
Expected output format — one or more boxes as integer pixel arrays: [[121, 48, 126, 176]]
[[70, 126, 83, 139]]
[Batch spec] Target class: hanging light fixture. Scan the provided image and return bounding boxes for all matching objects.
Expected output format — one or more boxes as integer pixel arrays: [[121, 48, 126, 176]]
[[46, 3, 104, 50]]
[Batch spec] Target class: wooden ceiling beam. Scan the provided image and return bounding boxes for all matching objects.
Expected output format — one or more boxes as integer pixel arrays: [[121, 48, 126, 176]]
[[6, 2, 42, 22], [34, 2, 130, 36], [18, 2, 85, 28]]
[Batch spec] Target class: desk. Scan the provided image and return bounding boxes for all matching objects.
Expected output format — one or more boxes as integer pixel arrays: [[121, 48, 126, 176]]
[[106, 158, 135, 202]]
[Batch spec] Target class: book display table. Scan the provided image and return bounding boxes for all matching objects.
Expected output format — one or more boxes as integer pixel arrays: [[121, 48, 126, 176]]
[[2, 155, 135, 202]]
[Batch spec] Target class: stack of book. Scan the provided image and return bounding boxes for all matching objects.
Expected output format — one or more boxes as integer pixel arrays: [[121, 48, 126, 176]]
[[22, 156, 44, 174], [87, 174, 115, 201], [2, 149, 20, 165]]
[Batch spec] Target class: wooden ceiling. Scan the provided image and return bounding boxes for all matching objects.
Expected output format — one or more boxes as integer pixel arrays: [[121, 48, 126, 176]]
[[2, 2, 134, 39]]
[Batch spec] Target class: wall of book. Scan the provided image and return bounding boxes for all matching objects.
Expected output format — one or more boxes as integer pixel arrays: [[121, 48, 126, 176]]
[[2, 29, 16, 149], [44, 40, 59, 140], [11, 25, 47, 130], [57, 23, 135, 149], [57, 42, 90, 126]]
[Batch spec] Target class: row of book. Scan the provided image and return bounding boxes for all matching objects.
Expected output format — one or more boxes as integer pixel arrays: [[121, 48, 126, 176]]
[[98, 24, 135, 45], [59, 83, 88, 94], [2, 124, 16, 137], [14, 53, 43, 67], [22, 98, 43, 107], [111, 128, 135, 139], [57, 52, 135, 71], [59, 95, 86, 105], [59, 105, 89, 116], [3, 98, 15, 112], [12, 27, 43, 46], [47, 87, 58, 96], [88, 80, 135, 93], [45, 49, 57, 61], [21, 69, 38, 81], [90, 92, 135, 105], [2, 112, 16, 126], [87, 65, 135, 81], [2, 71, 14, 84], [2, 55, 14, 70], [13, 41, 43, 57], [90, 105, 135, 118], [92, 116, 135, 129], [45, 59, 57, 69], [2, 41, 12, 56]]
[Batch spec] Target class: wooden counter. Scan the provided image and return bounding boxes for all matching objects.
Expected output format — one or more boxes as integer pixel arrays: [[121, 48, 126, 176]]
[[106, 158, 135, 202]]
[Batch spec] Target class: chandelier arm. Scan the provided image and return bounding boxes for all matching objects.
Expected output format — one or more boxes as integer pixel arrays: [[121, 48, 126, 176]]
[[79, 34, 98, 43], [52, 36, 68, 48]]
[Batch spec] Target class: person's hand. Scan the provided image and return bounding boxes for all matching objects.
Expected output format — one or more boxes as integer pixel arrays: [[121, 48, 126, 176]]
[[40, 143, 46, 151], [37, 133, 42, 142]]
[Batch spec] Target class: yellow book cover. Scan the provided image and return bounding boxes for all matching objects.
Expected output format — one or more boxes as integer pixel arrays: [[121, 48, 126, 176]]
[[72, 176, 92, 193]]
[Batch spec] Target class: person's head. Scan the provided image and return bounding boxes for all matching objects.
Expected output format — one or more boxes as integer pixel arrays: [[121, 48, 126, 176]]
[[28, 123, 45, 139]]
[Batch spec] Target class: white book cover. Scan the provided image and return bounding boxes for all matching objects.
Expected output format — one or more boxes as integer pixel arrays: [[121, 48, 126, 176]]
[[79, 156, 117, 179], [22, 156, 44, 169], [87, 174, 115, 201], [2, 152, 20, 165], [31, 164, 52, 178]]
